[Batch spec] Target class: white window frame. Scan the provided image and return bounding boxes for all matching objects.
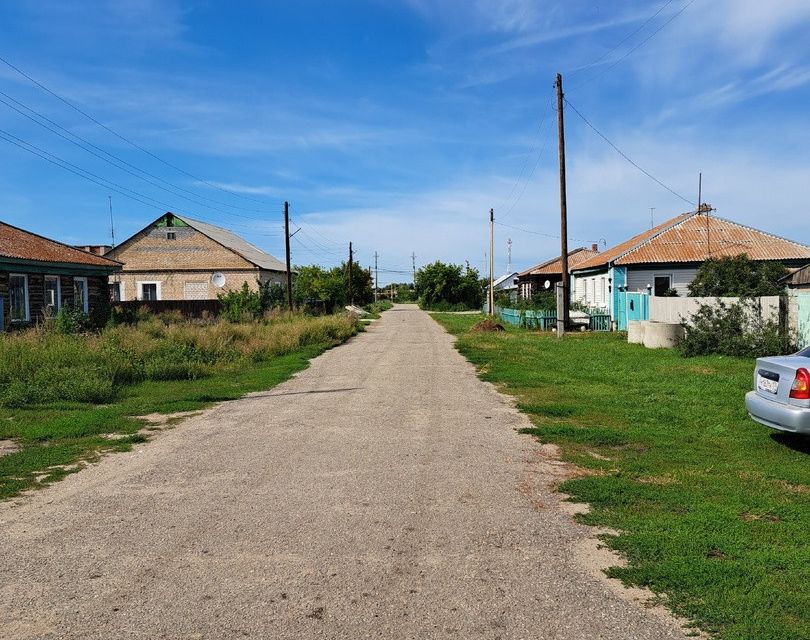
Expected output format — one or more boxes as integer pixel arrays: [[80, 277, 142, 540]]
[[137, 281, 162, 301], [73, 277, 89, 313], [44, 275, 61, 313], [8, 273, 30, 322], [109, 280, 125, 302]]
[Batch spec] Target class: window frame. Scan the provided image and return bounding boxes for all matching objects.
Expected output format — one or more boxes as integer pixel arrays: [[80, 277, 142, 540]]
[[108, 280, 124, 302], [137, 281, 162, 301], [44, 275, 61, 313], [653, 274, 673, 297], [8, 273, 30, 322], [73, 276, 89, 313]]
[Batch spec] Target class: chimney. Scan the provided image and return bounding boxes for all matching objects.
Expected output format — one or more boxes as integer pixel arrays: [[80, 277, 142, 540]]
[[592, 243, 599, 252]]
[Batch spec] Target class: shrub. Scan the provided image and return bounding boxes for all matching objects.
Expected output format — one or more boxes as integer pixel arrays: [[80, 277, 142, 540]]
[[54, 306, 89, 334], [415, 261, 483, 310], [677, 299, 791, 358], [688, 254, 788, 297]]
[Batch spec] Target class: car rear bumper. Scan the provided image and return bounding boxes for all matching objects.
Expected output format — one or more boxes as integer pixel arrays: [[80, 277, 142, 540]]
[[745, 391, 810, 434]]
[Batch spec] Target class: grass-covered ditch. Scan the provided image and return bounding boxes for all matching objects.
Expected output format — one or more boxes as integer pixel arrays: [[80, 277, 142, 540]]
[[0, 313, 359, 499], [432, 313, 810, 640]]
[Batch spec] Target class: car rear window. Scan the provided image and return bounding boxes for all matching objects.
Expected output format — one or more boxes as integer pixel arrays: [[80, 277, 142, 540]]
[[800, 346, 810, 358]]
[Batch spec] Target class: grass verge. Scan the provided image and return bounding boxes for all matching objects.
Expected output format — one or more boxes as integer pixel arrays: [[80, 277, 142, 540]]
[[432, 312, 810, 640], [0, 314, 358, 500]]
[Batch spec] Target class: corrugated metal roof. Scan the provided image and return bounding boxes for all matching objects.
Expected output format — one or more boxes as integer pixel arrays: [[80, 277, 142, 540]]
[[574, 211, 810, 271], [0, 221, 121, 268], [173, 214, 287, 272], [519, 247, 600, 277], [493, 272, 519, 288]]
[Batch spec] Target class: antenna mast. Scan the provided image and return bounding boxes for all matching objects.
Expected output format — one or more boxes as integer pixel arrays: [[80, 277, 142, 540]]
[[108, 195, 115, 248]]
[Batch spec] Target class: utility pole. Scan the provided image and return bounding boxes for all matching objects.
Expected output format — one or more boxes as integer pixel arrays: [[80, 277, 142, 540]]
[[348, 241, 354, 305], [555, 73, 570, 337], [108, 196, 115, 248], [699, 173, 709, 257], [411, 252, 417, 284], [284, 201, 293, 311], [374, 251, 379, 302], [489, 208, 495, 316], [507, 238, 513, 272], [650, 207, 655, 230]]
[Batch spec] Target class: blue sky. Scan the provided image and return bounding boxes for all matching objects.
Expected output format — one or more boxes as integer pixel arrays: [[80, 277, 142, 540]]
[[1, 0, 809, 283]]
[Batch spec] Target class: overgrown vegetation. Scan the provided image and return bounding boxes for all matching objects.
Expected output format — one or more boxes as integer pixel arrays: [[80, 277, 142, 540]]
[[364, 300, 394, 318], [294, 262, 373, 311], [0, 313, 358, 499], [496, 289, 556, 311], [218, 281, 287, 322], [432, 313, 809, 640], [688, 254, 789, 297], [678, 298, 791, 358], [415, 261, 483, 311]]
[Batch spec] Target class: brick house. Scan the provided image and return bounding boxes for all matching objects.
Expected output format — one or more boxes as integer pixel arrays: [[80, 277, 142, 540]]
[[105, 212, 288, 301], [0, 221, 121, 328]]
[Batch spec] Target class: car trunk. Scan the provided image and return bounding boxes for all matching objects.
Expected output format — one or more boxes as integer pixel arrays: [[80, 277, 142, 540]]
[[754, 356, 808, 407]]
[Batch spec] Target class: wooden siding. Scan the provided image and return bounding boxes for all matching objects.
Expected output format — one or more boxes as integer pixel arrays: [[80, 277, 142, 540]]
[[626, 266, 699, 296]]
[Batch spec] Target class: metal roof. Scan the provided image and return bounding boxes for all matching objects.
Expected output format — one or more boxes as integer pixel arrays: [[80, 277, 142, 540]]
[[574, 210, 810, 271], [172, 214, 287, 272], [0, 221, 121, 269], [518, 247, 600, 277]]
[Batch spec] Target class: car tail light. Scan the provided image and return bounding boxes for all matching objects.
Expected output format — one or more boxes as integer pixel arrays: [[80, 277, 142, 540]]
[[789, 368, 810, 400]]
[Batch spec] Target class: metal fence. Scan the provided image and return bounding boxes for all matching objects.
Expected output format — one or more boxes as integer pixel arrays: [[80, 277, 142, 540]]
[[495, 307, 610, 332]]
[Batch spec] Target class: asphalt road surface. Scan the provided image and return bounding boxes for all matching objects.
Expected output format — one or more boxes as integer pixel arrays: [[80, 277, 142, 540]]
[[0, 305, 687, 639]]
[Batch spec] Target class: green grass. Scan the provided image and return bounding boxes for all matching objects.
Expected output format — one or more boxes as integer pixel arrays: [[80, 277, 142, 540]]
[[432, 313, 810, 640], [0, 315, 358, 500]]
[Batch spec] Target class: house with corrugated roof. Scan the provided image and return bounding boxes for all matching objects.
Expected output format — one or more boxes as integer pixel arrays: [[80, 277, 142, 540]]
[[0, 221, 121, 327], [570, 206, 810, 325], [516, 245, 600, 300], [104, 212, 289, 301]]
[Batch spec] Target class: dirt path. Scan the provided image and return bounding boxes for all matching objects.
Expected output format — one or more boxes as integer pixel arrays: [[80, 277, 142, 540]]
[[0, 305, 687, 639]]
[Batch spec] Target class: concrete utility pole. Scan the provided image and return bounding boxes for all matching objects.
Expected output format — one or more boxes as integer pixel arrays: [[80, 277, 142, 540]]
[[489, 208, 495, 316], [507, 238, 512, 272], [411, 252, 417, 284], [348, 242, 354, 305], [555, 73, 570, 337], [284, 201, 293, 311], [374, 251, 379, 302]]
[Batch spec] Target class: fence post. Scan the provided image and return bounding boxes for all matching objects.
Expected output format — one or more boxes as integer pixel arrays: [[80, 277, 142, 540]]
[[779, 294, 789, 353]]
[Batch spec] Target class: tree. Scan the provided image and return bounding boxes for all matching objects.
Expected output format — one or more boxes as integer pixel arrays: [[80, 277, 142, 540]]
[[415, 262, 483, 310], [293, 262, 373, 312], [688, 254, 788, 298]]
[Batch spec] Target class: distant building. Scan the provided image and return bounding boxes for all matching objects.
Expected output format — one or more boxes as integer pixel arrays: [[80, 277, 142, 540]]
[[0, 221, 120, 327], [516, 246, 600, 300], [104, 212, 289, 301]]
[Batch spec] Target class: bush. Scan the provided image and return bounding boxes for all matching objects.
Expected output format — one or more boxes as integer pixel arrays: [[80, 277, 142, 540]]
[[688, 254, 788, 297], [415, 261, 483, 310], [54, 306, 90, 334], [677, 299, 791, 358]]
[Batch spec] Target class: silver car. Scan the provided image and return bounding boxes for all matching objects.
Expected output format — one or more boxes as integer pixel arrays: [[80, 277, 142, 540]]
[[746, 346, 810, 434]]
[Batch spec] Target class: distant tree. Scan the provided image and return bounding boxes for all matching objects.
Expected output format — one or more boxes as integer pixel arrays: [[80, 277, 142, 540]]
[[688, 254, 788, 297], [293, 261, 373, 311], [415, 262, 483, 310]]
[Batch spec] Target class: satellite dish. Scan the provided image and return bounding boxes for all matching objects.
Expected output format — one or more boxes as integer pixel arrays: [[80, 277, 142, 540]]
[[544, 280, 551, 290], [211, 272, 226, 288]]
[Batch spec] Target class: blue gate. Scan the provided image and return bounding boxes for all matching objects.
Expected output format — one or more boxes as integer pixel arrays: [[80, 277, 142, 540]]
[[616, 291, 649, 330]]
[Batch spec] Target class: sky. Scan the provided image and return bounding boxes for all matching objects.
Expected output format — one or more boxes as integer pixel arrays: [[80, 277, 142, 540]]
[[0, 0, 809, 284]]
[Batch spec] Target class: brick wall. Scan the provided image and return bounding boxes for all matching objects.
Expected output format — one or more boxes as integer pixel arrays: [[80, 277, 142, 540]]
[[113, 269, 278, 301]]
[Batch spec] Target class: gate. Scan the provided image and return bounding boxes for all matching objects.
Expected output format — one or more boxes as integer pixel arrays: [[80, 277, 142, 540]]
[[616, 291, 649, 331], [798, 293, 810, 349]]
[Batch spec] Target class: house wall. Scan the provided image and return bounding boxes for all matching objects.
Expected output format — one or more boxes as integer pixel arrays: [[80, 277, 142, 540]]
[[108, 225, 255, 272], [571, 270, 610, 310], [113, 269, 276, 301], [625, 266, 699, 296]]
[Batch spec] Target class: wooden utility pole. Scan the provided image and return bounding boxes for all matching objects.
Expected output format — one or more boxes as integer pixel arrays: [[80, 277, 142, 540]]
[[555, 73, 570, 337], [489, 208, 495, 315], [374, 251, 379, 302], [284, 201, 293, 311], [348, 242, 354, 305], [699, 173, 709, 257], [411, 252, 417, 284]]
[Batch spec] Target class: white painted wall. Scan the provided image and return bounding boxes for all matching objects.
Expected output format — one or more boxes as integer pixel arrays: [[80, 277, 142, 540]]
[[649, 296, 781, 324], [625, 267, 699, 296], [572, 273, 609, 309]]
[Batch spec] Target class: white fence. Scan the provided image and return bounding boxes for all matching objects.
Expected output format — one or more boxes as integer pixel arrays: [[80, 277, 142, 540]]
[[649, 296, 781, 324]]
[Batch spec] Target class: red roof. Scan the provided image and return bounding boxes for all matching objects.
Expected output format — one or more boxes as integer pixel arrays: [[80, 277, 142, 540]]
[[574, 210, 810, 271], [519, 247, 600, 277], [0, 222, 121, 268]]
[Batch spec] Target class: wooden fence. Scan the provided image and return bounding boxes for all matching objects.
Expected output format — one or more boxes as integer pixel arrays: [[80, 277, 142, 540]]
[[114, 300, 222, 318]]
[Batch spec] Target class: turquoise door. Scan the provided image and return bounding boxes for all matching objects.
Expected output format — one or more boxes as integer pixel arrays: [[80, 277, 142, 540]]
[[617, 292, 649, 330], [798, 293, 810, 349]]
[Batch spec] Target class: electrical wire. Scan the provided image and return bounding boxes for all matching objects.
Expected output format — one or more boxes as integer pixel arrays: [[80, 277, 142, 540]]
[[563, 97, 695, 205], [0, 53, 277, 207]]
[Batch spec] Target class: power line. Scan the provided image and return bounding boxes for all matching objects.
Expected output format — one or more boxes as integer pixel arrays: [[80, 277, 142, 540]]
[[568, 0, 677, 80], [571, 0, 698, 88], [495, 220, 600, 244], [563, 97, 695, 205], [0, 53, 276, 206]]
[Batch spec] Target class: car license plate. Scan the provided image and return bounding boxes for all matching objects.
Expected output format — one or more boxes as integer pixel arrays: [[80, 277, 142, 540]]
[[757, 375, 779, 395]]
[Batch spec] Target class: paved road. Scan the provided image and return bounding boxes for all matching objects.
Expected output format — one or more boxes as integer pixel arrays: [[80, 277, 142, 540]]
[[0, 305, 686, 639]]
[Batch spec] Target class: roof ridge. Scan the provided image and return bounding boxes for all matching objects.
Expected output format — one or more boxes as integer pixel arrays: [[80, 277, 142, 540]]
[[709, 213, 810, 250], [609, 210, 698, 265]]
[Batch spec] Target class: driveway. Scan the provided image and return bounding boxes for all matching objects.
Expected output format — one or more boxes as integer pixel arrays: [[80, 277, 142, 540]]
[[0, 304, 686, 639]]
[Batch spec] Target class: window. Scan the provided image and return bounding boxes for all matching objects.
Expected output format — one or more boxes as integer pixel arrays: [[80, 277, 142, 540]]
[[138, 281, 160, 301], [654, 275, 672, 297], [9, 274, 29, 322], [73, 277, 89, 313], [167, 232, 176, 240], [44, 276, 60, 313], [109, 282, 122, 302]]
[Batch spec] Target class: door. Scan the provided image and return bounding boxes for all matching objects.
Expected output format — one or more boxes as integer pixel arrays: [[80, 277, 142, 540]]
[[618, 291, 649, 330], [798, 293, 810, 349]]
